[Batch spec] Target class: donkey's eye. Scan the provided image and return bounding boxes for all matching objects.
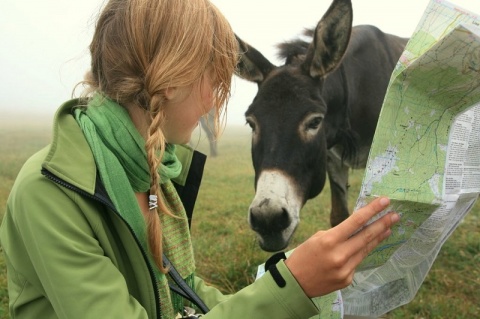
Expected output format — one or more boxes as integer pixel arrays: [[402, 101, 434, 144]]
[[306, 116, 323, 130], [246, 117, 256, 132], [300, 114, 323, 142]]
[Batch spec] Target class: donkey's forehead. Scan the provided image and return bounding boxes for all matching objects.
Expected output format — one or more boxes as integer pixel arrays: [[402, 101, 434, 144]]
[[247, 67, 325, 113], [263, 65, 310, 86], [261, 65, 325, 98]]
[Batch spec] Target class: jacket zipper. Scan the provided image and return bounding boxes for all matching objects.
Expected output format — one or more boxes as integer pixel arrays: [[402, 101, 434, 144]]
[[41, 168, 163, 319]]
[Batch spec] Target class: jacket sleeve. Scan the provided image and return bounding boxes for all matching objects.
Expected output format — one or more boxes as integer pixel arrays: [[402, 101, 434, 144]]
[[193, 276, 231, 307], [195, 260, 320, 319], [0, 160, 151, 319]]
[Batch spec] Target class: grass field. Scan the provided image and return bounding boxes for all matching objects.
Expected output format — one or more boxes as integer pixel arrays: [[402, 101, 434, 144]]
[[0, 116, 478, 318]]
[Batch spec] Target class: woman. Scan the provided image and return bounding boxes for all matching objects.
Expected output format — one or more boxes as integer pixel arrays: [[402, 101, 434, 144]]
[[0, 0, 399, 318]]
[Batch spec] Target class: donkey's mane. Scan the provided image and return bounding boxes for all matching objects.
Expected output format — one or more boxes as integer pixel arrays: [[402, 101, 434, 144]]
[[336, 128, 360, 166], [276, 28, 314, 64]]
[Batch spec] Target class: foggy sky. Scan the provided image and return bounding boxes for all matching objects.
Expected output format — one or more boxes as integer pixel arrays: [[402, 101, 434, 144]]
[[1, 0, 479, 124]]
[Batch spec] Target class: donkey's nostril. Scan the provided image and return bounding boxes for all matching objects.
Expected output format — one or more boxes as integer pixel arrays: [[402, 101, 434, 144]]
[[277, 208, 291, 230], [249, 207, 291, 233], [249, 207, 265, 232]]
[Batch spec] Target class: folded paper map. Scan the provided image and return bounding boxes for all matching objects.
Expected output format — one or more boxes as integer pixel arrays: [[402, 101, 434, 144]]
[[341, 0, 480, 316]]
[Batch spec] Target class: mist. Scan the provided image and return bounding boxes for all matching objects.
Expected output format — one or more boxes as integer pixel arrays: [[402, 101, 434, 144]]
[[1, 0, 479, 125]]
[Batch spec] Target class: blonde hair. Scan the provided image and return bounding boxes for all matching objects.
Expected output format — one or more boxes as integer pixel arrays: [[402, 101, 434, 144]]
[[83, 0, 238, 272]]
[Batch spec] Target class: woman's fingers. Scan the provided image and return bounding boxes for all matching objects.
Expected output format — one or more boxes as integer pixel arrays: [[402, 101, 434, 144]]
[[331, 197, 400, 267], [348, 211, 398, 254], [284, 196, 400, 298], [347, 218, 396, 267], [333, 197, 393, 241]]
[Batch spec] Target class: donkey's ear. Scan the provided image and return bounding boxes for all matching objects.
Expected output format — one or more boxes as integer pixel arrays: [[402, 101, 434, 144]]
[[235, 34, 275, 84], [303, 0, 353, 78]]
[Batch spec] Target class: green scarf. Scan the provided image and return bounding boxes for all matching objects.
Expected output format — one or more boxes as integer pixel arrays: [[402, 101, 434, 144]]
[[75, 94, 195, 318]]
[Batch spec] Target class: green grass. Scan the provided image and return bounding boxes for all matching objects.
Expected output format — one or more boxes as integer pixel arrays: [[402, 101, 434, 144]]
[[0, 118, 478, 318]]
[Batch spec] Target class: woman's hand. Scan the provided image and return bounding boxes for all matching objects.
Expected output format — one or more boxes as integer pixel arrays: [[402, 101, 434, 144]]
[[284, 197, 399, 298]]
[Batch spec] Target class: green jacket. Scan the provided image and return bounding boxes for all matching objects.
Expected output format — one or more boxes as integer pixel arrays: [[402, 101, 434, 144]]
[[0, 100, 319, 319]]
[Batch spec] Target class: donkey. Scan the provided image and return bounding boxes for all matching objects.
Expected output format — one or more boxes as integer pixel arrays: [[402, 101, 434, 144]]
[[235, 0, 408, 252]]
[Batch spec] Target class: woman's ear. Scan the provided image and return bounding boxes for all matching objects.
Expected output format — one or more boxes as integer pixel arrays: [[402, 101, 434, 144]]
[[164, 87, 177, 101], [164, 86, 192, 102]]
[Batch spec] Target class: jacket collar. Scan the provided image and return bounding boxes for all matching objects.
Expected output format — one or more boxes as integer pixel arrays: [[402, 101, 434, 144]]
[[42, 98, 207, 205], [42, 99, 97, 195]]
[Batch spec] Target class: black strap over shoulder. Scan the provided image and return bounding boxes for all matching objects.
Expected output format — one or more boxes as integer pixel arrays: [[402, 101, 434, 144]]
[[164, 254, 210, 314], [172, 150, 207, 228]]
